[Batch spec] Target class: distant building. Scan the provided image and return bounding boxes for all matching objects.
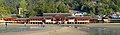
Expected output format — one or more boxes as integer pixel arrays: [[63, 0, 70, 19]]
[[111, 12, 119, 18], [75, 12, 87, 17], [69, 10, 87, 17], [11, 14, 17, 18]]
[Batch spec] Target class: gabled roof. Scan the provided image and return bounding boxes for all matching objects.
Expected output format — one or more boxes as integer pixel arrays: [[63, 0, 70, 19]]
[[43, 13, 72, 17], [67, 16, 90, 19], [43, 16, 53, 18], [16, 18, 29, 20], [29, 16, 43, 19], [54, 14, 65, 18]]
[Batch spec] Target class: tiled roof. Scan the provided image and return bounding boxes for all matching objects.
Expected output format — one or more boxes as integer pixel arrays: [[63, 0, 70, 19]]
[[43, 16, 53, 18], [29, 16, 43, 19], [67, 16, 90, 18], [43, 13, 72, 17], [16, 18, 29, 20]]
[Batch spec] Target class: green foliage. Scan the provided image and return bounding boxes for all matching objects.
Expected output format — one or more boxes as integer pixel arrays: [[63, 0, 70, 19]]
[[79, 0, 120, 15], [0, 0, 10, 18], [20, 0, 28, 18], [58, 2, 70, 13], [20, 0, 27, 9], [0, 0, 120, 18]]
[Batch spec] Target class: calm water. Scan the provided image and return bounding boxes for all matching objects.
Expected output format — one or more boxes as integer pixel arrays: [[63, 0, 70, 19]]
[[1, 25, 120, 35], [89, 27, 120, 35], [62, 25, 120, 35], [0, 25, 45, 33]]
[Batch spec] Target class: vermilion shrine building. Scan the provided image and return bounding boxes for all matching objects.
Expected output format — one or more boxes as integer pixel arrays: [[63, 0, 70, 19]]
[[2, 13, 90, 24]]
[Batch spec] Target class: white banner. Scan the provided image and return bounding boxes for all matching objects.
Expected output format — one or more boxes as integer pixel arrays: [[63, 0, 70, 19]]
[[68, 19, 75, 22], [77, 21, 89, 22], [30, 21, 42, 22], [46, 20, 51, 22]]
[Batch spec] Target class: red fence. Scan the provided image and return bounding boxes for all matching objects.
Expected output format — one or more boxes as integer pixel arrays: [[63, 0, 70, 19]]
[[2, 17, 91, 24]]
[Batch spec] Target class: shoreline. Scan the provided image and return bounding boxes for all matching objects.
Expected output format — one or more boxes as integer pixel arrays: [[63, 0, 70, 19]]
[[60, 23, 120, 26], [1, 23, 120, 28], [1, 23, 120, 35], [1, 23, 120, 27], [0, 25, 88, 35]]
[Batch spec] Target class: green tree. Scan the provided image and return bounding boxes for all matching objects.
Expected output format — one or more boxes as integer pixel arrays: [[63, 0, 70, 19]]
[[20, 0, 28, 17], [58, 2, 70, 13], [0, 0, 10, 18]]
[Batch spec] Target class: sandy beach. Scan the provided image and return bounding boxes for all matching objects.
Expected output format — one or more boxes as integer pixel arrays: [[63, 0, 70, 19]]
[[22, 27, 87, 35], [0, 24, 88, 35], [61, 23, 120, 27], [1, 23, 120, 35]]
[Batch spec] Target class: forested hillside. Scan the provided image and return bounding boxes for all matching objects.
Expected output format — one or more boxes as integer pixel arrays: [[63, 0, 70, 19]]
[[0, 0, 120, 18]]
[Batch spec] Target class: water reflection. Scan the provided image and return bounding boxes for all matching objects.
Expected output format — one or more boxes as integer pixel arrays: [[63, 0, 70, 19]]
[[0, 25, 44, 33], [61, 25, 120, 35], [89, 27, 120, 35]]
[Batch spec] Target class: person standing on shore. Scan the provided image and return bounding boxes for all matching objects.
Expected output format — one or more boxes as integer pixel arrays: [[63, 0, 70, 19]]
[[5, 23, 7, 28], [41, 22, 45, 27]]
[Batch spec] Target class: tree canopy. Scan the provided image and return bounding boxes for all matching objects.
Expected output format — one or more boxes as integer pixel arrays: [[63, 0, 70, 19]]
[[0, 0, 120, 18]]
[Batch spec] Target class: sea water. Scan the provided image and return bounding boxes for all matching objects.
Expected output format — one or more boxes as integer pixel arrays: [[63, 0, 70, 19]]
[[0, 25, 45, 33], [89, 27, 120, 35]]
